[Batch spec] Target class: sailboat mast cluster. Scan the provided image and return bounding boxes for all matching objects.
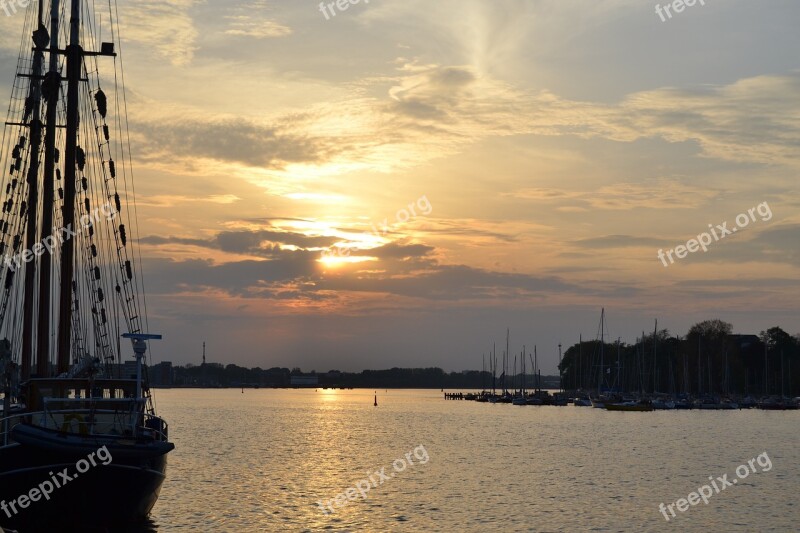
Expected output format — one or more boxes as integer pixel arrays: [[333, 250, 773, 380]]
[[453, 310, 799, 411]]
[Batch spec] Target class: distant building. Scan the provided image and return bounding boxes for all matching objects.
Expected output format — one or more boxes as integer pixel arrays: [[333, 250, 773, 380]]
[[150, 361, 174, 387], [290, 375, 318, 387], [729, 334, 761, 350], [121, 360, 138, 380], [729, 334, 763, 359], [106, 360, 140, 380]]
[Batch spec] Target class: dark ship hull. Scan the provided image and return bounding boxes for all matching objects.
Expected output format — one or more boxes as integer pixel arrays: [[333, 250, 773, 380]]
[[0, 441, 167, 531]]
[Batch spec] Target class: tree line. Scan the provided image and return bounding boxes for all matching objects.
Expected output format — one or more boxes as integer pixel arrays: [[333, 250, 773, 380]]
[[169, 364, 556, 389], [557, 320, 799, 397]]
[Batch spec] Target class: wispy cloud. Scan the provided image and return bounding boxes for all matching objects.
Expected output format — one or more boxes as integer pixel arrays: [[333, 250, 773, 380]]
[[138, 194, 241, 207], [508, 179, 719, 210], [125, 67, 800, 185], [223, 1, 291, 39], [119, 0, 200, 66]]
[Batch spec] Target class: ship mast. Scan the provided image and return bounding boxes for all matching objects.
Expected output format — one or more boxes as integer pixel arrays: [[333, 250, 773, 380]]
[[35, 0, 62, 378], [598, 307, 604, 393], [20, 1, 47, 380], [56, 0, 82, 373]]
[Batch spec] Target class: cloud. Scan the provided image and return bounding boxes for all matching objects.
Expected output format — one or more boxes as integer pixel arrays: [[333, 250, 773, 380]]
[[349, 241, 434, 261], [130, 115, 329, 170], [138, 225, 589, 305], [606, 76, 800, 167], [124, 63, 800, 186], [388, 65, 477, 120], [141, 252, 586, 305], [418, 219, 524, 243], [508, 178, 719, 210], [137, 194, 241, 207], [223, 1, 292, 39], [572, 235, 673, 249], [119, 0, 200, 66], [141, 228, 341, 256]]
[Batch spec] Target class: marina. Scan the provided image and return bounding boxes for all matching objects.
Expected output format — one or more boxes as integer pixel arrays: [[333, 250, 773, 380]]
[[448, 310, 800, 412], [445, 390, 800, 410]]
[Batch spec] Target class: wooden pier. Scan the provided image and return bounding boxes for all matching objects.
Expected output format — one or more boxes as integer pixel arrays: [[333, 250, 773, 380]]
[[444, 392, 469, 400]]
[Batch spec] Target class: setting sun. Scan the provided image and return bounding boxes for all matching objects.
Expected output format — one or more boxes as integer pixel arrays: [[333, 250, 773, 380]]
[[318, 255, 375, 267]]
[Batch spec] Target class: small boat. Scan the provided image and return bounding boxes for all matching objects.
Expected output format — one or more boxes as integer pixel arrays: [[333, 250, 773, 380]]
[[590, 398, 606, 409], [496, 393, 513, 404], [573, 398, 591, 407], [551, 396, 569, 406], [673, 399, 693, 410], [757, 398, 800, 410], [512, 396, 527, 406], [651, 399, 675, 410], [718, 400, 739, 410], [590, 394, 620, 409], [605, 400, 653, 412], [738, 397, 757, 409]]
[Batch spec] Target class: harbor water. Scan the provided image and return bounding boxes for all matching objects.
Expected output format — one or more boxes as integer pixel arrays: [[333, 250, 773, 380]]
[[148, 388, 799, 532]]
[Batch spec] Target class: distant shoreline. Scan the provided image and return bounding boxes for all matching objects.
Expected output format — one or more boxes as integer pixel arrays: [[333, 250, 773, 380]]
[[150, 384, 560, 390]]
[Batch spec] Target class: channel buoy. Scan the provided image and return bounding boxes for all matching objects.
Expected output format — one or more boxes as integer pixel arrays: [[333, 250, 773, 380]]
[[374, 392, 378, 406]]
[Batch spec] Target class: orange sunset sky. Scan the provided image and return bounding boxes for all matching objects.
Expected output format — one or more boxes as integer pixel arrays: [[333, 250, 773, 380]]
[[1, 0, 797, 372]]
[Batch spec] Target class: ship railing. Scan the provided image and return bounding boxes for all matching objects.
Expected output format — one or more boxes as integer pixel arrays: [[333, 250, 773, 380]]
[[39, 399, 169, 442], [0, 413, 26, 447], [2, 408, 169, 446], [41, 396, 142, 435], [141, 412, 170, 442]]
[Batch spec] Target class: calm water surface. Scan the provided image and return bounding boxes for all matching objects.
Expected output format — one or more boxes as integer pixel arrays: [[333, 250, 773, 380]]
[[147, 389, 799, 532]]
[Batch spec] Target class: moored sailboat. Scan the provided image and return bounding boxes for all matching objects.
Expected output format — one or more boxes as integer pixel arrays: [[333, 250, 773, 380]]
[[0, 0, 173, 529], [605, 399, 654, 412]]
